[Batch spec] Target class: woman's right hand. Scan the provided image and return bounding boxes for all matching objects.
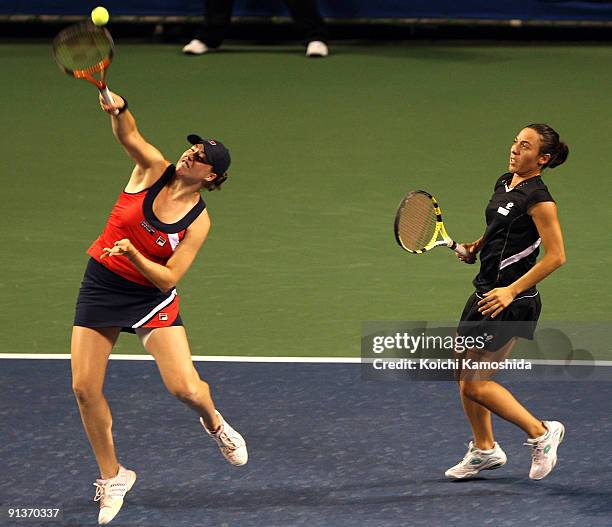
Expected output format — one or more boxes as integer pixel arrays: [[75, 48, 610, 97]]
[[457, 239, 482, 263], [98, 90, 125, 114]]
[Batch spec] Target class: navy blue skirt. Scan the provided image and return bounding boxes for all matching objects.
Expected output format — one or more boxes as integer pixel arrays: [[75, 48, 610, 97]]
[[74, 258, 182, 333]]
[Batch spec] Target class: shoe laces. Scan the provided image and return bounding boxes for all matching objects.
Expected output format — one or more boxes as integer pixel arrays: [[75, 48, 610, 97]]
[[456, 443, 477, 464], [94, 482, 106, 501], [93, 482, 108, 504], [93, 475, 126, 503], [523, 440, 544, 462], [216, 426, 239, 451]]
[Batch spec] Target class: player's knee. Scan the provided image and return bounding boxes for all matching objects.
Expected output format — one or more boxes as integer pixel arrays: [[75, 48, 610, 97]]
[[460, 381, 486, 402], [72, 382, 102, 405], [170, 382, 202, 405]]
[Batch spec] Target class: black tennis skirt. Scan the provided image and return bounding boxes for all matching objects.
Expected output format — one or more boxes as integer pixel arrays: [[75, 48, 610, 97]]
[[457, 290, 541, 351], [74, 258, 183, 333]]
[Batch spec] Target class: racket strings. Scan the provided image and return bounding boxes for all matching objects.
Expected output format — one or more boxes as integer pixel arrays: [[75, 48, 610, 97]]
[[53, 24, 113, 73], [397, 194, 438, 251]]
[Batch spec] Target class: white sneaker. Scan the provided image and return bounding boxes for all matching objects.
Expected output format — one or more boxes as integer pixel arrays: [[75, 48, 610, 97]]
[[445, 441, 507, 480], [525, 420, 565, 480], [201, 410, 248, 466], [306, 40, 329, 57], [93, 465, 137, 525], [182, 39, 209, 55]]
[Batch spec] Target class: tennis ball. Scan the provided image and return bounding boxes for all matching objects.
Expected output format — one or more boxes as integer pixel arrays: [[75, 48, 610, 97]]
[[91, 6, 109, 26]]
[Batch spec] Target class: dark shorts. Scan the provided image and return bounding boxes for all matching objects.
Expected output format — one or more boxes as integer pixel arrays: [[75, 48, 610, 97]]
[[74, 258, 183, 333], [457, 290, 541, 351]]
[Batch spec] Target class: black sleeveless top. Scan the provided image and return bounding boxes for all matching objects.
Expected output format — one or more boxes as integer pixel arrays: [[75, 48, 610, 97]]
[[473, 173, 554, 293]]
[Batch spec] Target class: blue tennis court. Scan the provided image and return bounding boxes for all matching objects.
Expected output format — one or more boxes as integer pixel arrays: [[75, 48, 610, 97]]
[[1, 358, 611, 526]]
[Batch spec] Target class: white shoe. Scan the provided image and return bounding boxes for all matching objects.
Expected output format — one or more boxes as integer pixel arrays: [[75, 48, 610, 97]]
[[525, 420, 565, 480], [93, 465, 137, 525], [201, 410, 248, 466], [445, 441, 507, 480], [182, 39, 209, 55], [306, 40, 328, 57]]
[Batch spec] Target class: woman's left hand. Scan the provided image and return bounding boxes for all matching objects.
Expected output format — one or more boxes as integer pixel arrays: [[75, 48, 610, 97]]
[[477, 287, 517, 318], [101, 239, 138, 260]]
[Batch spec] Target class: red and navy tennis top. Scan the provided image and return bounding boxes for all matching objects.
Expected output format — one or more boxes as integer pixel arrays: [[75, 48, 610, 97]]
[[87, 165, 206, 286]]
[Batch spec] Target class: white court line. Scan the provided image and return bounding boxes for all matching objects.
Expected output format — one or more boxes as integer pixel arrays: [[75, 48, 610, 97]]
[[0, 354, 611, 366], [0, 353, 359, 363]]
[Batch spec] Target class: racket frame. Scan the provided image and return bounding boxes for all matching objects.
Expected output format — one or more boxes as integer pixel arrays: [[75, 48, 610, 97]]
[[394, 190, 475, 263], [52, 23, 118, 112]]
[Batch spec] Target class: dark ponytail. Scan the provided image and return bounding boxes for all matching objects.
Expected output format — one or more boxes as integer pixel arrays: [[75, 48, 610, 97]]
[[527, 123, 569, 170]]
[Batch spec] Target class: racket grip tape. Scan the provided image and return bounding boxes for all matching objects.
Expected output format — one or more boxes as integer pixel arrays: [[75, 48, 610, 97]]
[[99, 86, 119, 115], [452, 242, 476, 264]]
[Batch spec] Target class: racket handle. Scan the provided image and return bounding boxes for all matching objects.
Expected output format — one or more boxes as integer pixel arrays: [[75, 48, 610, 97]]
[[452, 242, 476, 264], [99, 86, 119, 115]]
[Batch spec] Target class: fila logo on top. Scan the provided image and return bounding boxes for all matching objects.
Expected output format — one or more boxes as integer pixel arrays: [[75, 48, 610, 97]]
[[156, 236, 166, 247], [497, 202, 514, 216]]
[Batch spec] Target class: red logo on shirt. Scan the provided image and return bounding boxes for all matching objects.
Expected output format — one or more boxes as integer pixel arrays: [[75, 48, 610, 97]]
[[158, 312, 168, 321], [156, 236, 166, 246]]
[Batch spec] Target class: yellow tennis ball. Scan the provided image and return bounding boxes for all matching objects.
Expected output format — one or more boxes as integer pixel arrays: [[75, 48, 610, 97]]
[[91, 6, 109, 26]]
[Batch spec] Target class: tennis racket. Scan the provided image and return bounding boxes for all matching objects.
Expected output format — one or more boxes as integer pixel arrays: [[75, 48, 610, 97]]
[[52, 21, 118, 113], [394, 190, 476, 263]]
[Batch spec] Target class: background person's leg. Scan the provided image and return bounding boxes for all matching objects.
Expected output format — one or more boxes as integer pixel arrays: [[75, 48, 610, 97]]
[[184, 0, 233, 54], [283, 0, 328, 44], [203, 0, 235, 49]]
